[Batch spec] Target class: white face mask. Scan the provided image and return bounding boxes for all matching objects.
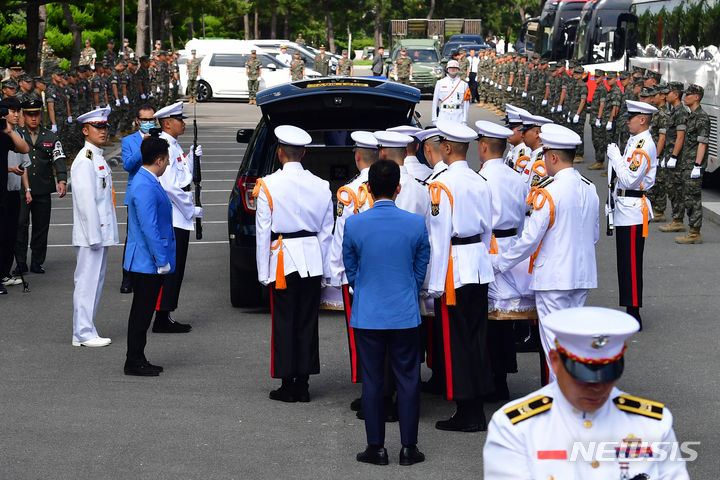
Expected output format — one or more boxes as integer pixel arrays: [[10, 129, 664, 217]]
[[448, 69, 458, 78]]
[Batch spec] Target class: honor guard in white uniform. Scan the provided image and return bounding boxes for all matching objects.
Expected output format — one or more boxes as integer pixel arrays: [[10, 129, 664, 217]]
[[253, 125, 334, 403], [329, 131, 378, 386], [484, 307, 690, 480], [374, 131, 430, 219], [606, 100, 658, 329], [388, 125, 433, 181], [71, 106, 118, 347], [424, 120, 495, 432], [518, 111, 553, 197], [154, 101, 202, 333], [476, 120, 534, 400], [493, 124, 599, 383], [502, 105, 530, 172], [416, 128, 447, 185], [432, 60, 470, 125]]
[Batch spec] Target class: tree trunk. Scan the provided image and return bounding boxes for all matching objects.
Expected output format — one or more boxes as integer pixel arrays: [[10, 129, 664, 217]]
[[38, 4, 47, 41], [323, 0, 335, 52], [254, 10, 259, 39], [164, 10, 174, 51], [61, 2, 83, 67], [136, 0, 148, 57], [244, 0, 250, 40], [374, 3, 383, 49], [270, 1, 277, 39], [283, 8, 289, 39], [26, 1, 42, 76], [427, 0, 435, 20]]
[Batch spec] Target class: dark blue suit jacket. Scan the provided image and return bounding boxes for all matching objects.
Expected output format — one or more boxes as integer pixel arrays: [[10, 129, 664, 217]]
[[343, 200, 430, 330], [123, 167, 176, 274], [121, 131, 144, 203]]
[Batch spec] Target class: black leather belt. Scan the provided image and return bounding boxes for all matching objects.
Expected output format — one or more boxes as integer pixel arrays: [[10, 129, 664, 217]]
[[616, 189, 644, 198], [451, 234, 482, 246], [181, 184, 192, 192], [271, 230, 316, 241], [493, 228, 518, 238]]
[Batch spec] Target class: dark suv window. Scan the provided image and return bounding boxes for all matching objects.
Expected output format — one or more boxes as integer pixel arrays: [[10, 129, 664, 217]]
[[210, 54, 250, 67]]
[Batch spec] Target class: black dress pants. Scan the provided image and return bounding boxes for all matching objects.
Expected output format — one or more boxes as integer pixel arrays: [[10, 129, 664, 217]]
[[616, 224, 645, 307], [269, 272, 321, 379], [126, 272, 165, 367], [0, 191, 21, 277], [158, 227, 189, 312], [355, 326, 421, 447], [15, 192, 51, 266]]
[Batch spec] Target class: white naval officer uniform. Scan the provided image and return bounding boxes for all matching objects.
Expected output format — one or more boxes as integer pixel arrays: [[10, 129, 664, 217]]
[[505, 141, 529, 172], [493, 125, 599, 382], [432, 73, 470, 125], [484, 307, 689, 480], [71, 115, 119, 345], [387, 125, 434, 182]]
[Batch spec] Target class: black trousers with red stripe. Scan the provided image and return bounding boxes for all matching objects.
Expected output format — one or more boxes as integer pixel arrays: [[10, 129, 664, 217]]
[[433, 283, 494, 401], [341, 285, 362, 383], [270, 273, 321, 379], [616, 225, 645, 308]]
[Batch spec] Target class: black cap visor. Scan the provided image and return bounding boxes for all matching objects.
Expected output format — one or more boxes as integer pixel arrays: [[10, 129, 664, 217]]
[[560, 352, 624, 383]]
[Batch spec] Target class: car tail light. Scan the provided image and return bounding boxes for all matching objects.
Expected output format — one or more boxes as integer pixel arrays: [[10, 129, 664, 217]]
[[238, 175, 258, 213]]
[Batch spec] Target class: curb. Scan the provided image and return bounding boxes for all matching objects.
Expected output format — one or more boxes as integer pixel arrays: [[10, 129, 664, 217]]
[[702, 202, 720, 226]]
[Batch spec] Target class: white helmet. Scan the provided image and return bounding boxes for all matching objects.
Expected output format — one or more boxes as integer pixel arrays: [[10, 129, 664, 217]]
[[446, 60, 460, 69]]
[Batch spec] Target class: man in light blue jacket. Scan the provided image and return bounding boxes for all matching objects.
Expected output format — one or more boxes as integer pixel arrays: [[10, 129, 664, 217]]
[[343, 160, 430, 466], [123, 132, 175, 376]]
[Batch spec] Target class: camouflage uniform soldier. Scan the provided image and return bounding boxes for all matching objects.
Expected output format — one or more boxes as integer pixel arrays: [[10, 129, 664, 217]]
[[603, 72, 622, 145], [337, 50, 353, 76], [314, 45, 331, 76], [169, 51, 180, 103], [79, 39, 97, 69], [567, 65, 588, 162], [588, 69, 608, 169], [478, 50, 490, 105], [39, 39, 51, 71], [290, 51, 305, 82], [458, 49, 470, 80], [535, 59, 551, 115], [65, 70, 83, 155], [107, 62, 122, 142], [659, 82, 689, 234], [547, 62, 561, 120], [120, 38, 135, 61], [674, 84, 710, 244], [149, 57, 159, 107], [246, 50, 262, 105], [616, 71, 633, 149], [120, 61, 136, 134], [41, 48, 59, 78], [502, 54, 516, 111], [394, 48, 412, 85], [103, 39, 118, 68], [137, 56, 151, 104], [16, 74, 41, 106], [186, 50, 201, 102], [91, 63, 108, 109], [646, 84, 671, 220]]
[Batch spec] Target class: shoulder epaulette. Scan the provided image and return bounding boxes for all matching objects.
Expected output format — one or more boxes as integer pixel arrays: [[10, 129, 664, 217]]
[[614, 394, 664, 420], [580, 174, 592, 185], [504, 395, 553, 425], [636, 138, 645, 149], [86, 149, 93, 160], [537, 176, 554, 188]]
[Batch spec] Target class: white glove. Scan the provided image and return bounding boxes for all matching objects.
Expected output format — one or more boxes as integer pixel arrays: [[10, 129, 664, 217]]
[[169, 82, 174, 89], [507, 85, 512, 92], [192, 144, 203, 158], [594, 118, 601, 128], [90, 65, 95, 71], [666, 156, 677, 169], [51, 124, 57, 133], [557, 104, 563, 112], [605, 203, 613, 216], [607, 143, 622, 166], [428, 290, 444, 299], [690, 165, 702, 179], [573, 114, 580, 124], [497, 84, 502, 90], [606, 121, 613, 131], [550, 106, 556, 114], [123, 96, 129, 104], [193, 206, 203, 218], [465, 77, 470, 82], [490, 81, 494, 86], [156, 87, 161, 93], [409, 75, 413, 80], [148, 92, 154, 98], [115, 99, 121, 107], [541, 99, 548, 106], [393, 74, 398, 81], [157, 263, 171, 274], [140, 93, 147, 99], [660, 157, 666, 168], [521, 91, 527, 98], [89, 243, 102, 251], [67, 116, 73, 123]]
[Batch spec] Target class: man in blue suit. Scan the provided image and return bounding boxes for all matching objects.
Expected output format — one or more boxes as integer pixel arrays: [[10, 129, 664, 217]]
[[120, 103, 156, 293], [343, 160, 430, 466], [123, 133, 175, 376]]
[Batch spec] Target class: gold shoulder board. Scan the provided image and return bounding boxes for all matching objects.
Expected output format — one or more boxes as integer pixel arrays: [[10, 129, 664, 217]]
[[614, 394, 664, 420], [538, 177, 555, 188], [636, 138, 645, 149], [504, 395, 553, 425], [86, 149, 93, 159]]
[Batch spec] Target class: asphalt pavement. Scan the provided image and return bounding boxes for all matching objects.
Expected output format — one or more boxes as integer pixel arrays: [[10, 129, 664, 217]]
[[1, 92, 718, 479]]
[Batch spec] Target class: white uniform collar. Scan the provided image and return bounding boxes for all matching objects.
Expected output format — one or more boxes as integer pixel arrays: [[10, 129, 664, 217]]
[[84, 141, 104, 157], [404, 155, 419, 164], [160, 131, 179, 146], [399, 165, 409, 174], [433, 161, 447, 172], [553, 167, 575, 180], [482, 158, 503, 168], [448, 160, 468, 170], [282, 161, 304, 171]]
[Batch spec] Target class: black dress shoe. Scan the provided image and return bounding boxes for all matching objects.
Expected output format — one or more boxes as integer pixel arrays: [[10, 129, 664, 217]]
[[269, 384, 296, 403], [12, 262, 28, 276], [30, 262, 45, 274], [152, 319, 192, 333], [144, 362, 164, 373], [350, 397, 362, 411], [435, 413, 486, 432], [356, 445, 389, 465], [124, 364, 160, 376], [120, 283, 133, 294], [399, 445, 425, 466], [294, 376, 310, 402]]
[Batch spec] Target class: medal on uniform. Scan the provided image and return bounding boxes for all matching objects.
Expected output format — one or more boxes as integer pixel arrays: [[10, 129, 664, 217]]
[[615, 435, 652, 480]]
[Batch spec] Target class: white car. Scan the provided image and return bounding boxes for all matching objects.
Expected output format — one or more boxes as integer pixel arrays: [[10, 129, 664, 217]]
[[250, 40, 338, 73]]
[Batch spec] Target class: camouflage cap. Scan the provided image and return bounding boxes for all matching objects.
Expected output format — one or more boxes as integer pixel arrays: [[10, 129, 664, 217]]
[[594, 69, 605, 77], [47, 47, 55, 55], [667, 81, 684, 92], [107, 38, 115, 44], [400, 47, 407, 52], [573, 65, 585, 74], [684, 84, 704, 96], [632, 66, 645, 75], [250, 49, 256, 54], [139, 55, 149, 62], [539, 58, 548, 65], [342, 49, 348, 54], [128, 58, 138, 65], [655, 82, 670, 94], [191, 49, 196, 54], [643, 70, 661, 82], [619, 71, 631, 79], [605, 71, 618, 78], [639, 86, 656, 97], [33, 76, 46, 84], [1, 79, 18, 89], [18, 73, 33, 82], [632, 79, 644, 88], [123, 38, 129, 43], [459, 48, 466, 54], [158, 50, 167, 55]]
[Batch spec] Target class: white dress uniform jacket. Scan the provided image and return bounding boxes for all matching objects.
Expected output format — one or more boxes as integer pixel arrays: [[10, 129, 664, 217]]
[[329, 168, 370, 286], [423, 160, 447, 184], [255, 162, 334, 285], [427, 160, 494, 295], [484, 381, 690, 480], [481, 158, 533, 311], [612, 129, 657, 226], [520, 146, 546, 197], [505, 141, 529, 172], [432, 76, 470, 125], [159, 132, 196, 230], [494, 167, 599, 292], [71, 142, 119, 247], [403, 155, 433, 182], [397, 165, 430, 219]]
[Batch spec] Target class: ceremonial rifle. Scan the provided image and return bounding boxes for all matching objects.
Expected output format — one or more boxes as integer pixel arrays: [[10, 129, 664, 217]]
[[606, 156, 615, 236], [193, 101, 203, 240]]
